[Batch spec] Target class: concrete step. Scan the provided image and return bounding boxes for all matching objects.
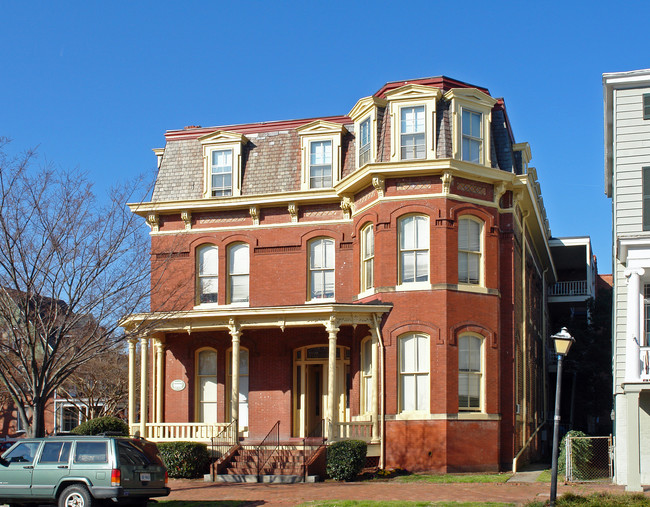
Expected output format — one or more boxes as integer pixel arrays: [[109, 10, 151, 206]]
[[209, 473, 319, 483]]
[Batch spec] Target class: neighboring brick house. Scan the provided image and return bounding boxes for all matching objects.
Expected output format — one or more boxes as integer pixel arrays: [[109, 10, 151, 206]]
[[123, 76, 556, 473]]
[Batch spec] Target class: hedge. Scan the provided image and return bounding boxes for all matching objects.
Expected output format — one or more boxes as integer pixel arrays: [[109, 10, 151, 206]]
[[157, 441, 211, 478], [559, 429, 593, 479], [70, 416, 129, 436], [326, 440, 367, 481]]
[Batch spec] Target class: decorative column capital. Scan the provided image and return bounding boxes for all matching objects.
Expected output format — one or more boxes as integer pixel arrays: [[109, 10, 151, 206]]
[[340, 196, 353, 220], [228, 319, 242, 341], [146, 213, 159, 233], [180, 210, 192, 231], [288, 203, 298, 223], [372, 176, 385, 198], [325, 316, 340, 337], [624, 267, 645, 281], [249, 205, 260, 226]]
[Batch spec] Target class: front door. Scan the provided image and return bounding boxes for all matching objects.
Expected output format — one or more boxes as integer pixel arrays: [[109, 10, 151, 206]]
[[292, 345, 350, 438]]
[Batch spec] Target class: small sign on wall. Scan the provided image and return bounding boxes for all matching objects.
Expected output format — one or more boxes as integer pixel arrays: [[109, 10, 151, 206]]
[[170, 379, 186, 392]]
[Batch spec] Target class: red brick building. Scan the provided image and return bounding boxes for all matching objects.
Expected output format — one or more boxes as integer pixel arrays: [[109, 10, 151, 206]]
[[123, 76, 554, 473]]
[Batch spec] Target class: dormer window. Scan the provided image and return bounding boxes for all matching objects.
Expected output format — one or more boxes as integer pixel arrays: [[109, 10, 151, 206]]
[[198, 130, 248, 198], [297, 120, 347, 190], [444, 88, 497, 168], [400, 105, 425, 160], [349, 96, 386, 169], [211, 149, 233, 196], [385, 84, 442, 163], [309, 140, 333, 188]]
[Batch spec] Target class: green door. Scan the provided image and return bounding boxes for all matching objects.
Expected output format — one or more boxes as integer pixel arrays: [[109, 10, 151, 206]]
[[0, 441, 41, 499], [31, 441, 72, 499]]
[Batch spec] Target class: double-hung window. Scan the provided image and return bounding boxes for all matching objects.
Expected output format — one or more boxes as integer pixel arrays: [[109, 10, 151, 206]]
[[211, 149, 233, 196], [458, 335, 482, 411], [309, 238, 335, 300], [462, 109, 483, 164], [359, 117, 372, 167], [399, 215, 429, 284], [360, 224, 374, 292], [197, 245, 218, 304], [400, 106, 425, 160], [228, 243, 249, 304], [458, 218, 482, 284], [309, 140, 333, 188], [399, 333, 429, 412], [643, 167, 650, 231], [196, 349, 218, 423]]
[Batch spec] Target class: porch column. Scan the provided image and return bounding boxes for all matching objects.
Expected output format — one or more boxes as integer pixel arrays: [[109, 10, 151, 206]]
[[625, 390, 642, 492], [128, 338, 137, 429], [139, 336, 149, 438], [624, 268, 644, 382], [370, 327, 380, 442], [229, 321, 241, 436], [326, 318, 339, 439], [155, 338, 165, 423]]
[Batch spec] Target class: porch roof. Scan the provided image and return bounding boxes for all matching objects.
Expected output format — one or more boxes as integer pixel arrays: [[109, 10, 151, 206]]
[[121, 303, 393, 335]]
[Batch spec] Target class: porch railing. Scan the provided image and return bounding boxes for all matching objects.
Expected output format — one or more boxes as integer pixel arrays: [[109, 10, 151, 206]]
[[303, 419, 326, 480], [256, 420, 280, 481], [641, 346, 650, 381], [131, 422, 233, 442], [548, 280, 588, 297], [332, 420, 373, 442]]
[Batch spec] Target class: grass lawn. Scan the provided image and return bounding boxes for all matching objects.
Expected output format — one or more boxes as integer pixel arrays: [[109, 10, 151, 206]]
[[299, 502, 513, 507], [535, 469, 564, 482], [393, 473, 512, 484]]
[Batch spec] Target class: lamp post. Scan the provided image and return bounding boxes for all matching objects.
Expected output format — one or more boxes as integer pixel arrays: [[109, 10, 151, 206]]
[[549, 327, 575, 507]]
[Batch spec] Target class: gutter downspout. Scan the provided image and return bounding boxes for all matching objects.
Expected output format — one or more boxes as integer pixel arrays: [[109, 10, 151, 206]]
[[372, 313, 386, 470]]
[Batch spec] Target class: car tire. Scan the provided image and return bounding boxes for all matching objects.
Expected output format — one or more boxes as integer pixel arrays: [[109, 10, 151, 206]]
[[58, 484, 94, 507]]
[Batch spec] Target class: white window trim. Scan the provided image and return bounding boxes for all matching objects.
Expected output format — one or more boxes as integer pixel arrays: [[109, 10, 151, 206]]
[[297, 120, 347, 191], [198, 130, 248, 198], [360, 223, 374, 293], [385, 84, 441, 163], [458, 216, 484, 286], [227, 242, 250, 306], [308, 237, 336, 302], [348, 96, 387, 169], [195, 347, 218, 423], [444, 87, 497, 168], [458, 334, 485, 413], [196, 244, 219, 306]]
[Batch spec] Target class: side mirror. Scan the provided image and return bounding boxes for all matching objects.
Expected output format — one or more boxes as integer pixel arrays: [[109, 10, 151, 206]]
[[0, 457, 9, 467]]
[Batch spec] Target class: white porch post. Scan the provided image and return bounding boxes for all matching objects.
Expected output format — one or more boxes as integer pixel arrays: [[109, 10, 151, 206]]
[[624, 268, 644, 382], [625, 390, 642, 492], [229, 321, 241, 437], [155, 338, 165, 423], [326, 317, 339, 439], [139, 337, 149, 438], [128, 338, 137, 429], [370, 327, 380, 442]]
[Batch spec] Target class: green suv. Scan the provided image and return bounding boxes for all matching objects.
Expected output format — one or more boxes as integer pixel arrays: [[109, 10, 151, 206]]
[[0, 435, 170, 507]]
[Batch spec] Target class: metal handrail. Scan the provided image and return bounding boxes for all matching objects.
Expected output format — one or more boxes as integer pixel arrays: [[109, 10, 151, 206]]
[[210, 419, 238, 482], [256, 420, 280, 481], [303, 418, 326, 480]]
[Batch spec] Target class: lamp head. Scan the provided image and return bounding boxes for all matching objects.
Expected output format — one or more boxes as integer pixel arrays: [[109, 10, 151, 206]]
[[552, 327, 574, 356]]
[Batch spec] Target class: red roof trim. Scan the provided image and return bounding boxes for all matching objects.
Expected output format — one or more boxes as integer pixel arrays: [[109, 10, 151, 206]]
[[373, 75, 491, 98], [165, 115, 352, 141]]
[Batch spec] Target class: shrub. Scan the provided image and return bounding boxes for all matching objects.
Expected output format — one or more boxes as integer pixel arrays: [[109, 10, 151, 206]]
[[326, 440, 367, 481], [157, 441, 210, 479], [70, 416, 129, 436], [558, 430, 593, 480]]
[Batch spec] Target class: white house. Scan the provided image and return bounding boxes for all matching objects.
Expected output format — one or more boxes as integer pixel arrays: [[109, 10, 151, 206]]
[[604, 68, 650, 491]]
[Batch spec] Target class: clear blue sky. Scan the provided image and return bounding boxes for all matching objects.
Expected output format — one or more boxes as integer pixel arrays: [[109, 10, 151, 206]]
[[1, 1, 648, 272]]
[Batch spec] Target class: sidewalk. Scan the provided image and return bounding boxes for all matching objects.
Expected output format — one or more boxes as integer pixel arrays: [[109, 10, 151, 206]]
[[165, 478, 649, 506]]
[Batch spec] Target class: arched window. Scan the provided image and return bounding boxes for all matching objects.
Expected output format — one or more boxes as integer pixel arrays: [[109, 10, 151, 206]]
[[228, 243, 249, 304], [196, 348, 218, 423], [360, 224, 374, 292], [360, 336, 372, 414], [197, 245, 218, 304], [458, 335, 483, 411], [398, 215, 429, 284], [399, 333, 429, 412], [458, 217, 482, 285], [309, 238, 335, 300]]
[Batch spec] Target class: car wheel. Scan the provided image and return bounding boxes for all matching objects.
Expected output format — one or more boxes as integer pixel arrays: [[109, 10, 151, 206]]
[[58, 484, 94, 507]]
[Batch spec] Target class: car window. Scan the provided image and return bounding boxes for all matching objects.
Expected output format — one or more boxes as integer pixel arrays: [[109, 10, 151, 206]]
[[4, 442, 40, 464], [117, 440, 151, 465], [131, 440, 165, 466], [39, 441, 72, 464], [74, 441, 108, 463]]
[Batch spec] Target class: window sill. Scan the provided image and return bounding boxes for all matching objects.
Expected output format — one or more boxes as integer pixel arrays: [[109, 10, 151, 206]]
[[395, 282, 432, 292], [356, 288, 377, 300], [305, 297, 336, 304], [193, 302, 250, 310]]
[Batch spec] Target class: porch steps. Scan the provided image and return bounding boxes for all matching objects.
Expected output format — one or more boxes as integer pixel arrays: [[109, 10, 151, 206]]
[[213, 444, 322, 482]]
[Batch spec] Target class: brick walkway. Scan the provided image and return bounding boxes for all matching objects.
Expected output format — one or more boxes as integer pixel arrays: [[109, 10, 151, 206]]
[[165, 478, 650, 506]]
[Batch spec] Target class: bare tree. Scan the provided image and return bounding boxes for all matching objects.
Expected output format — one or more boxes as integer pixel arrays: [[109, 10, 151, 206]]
[[0, 137, 171, 437]]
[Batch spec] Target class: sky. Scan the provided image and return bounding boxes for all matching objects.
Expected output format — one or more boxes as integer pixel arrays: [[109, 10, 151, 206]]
[[1, 1, 648, 272]]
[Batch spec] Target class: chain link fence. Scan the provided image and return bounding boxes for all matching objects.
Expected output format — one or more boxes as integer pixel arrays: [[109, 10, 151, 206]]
[[565, 435, 613, 482]]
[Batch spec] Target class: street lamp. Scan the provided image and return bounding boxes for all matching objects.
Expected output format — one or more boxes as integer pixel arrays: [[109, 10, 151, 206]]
[[550, 327, 575, 507]]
